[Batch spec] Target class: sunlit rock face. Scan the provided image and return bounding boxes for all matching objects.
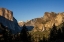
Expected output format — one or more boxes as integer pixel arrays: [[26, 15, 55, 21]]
[[0, 8, 21, 34], [42, 12, 64, 31], [42, 12, 56, 23], [55, 13, 64, 26], [19, 12, 64, 32], [0, 8, 13, 21]]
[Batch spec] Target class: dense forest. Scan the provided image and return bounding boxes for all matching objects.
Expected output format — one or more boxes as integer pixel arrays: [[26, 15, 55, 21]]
[[0, 22, 64, 42]]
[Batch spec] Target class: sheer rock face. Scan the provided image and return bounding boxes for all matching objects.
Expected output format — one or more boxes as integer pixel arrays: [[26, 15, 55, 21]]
[[55, 13, 64, 26], [0, 8, 21, 34], [42, 12, 64, 31], [18, 12, 64, 32], [0, 8, 13, 21]]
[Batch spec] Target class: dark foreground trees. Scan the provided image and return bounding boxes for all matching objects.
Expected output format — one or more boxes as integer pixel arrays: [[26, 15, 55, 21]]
[[20, 24, 32, 42], [1, 22, 64, 42], [0, 23, 32, 42], [0, 23, 12, 42], [49, 24, 57, 41]]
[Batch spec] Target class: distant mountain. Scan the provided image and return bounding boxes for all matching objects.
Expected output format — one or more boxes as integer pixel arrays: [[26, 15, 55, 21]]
[[0, 8, 21, 34], [18, 12, 64, 32], [18, 21, 25, 26]]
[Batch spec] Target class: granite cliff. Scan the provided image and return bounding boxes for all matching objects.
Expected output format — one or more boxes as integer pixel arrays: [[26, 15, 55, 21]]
[[0, 8, 21, 34], [18, 12, 64, 32]]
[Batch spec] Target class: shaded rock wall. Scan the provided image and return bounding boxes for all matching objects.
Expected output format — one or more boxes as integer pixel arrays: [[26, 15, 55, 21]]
[[0, 8, 21, 34]]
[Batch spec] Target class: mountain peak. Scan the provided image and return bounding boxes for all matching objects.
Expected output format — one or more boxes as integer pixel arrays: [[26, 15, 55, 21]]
[[0, 8, 21, 33], [18, 12, 64, 32], [0, 8, 13, 21]]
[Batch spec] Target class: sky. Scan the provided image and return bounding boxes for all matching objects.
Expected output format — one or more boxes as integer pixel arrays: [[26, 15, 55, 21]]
[[0, 0, 64, 22]]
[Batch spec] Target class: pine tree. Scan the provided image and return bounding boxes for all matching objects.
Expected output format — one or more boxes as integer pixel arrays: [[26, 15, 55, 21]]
[[57, 29, 62, 39], [61, 22, 64, 39], [21, 24, 31, 42], [42, 36, 47, 42], [49, 24, 57, 41]]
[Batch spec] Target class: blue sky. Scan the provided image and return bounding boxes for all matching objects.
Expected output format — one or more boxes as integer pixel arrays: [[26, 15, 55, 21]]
[[0, 0, 64, 22]]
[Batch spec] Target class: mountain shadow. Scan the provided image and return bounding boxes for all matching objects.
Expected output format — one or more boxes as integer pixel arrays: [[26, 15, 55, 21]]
[[0, 16, 21, 34]]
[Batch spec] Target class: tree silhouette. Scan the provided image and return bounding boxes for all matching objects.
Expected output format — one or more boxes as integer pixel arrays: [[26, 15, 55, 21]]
[[15, 32, 21, 41], [0, 23, 4, 42], [0, 23, 12, 42], [42, 36, 47, 42], [61, 22, 64, 40], [20, 24, 32, 42], [2, 27, 12, 42], [28, 33, 32, 42], [39, 35, 47, 42], [49, 24, 57, 41], [57, 28, 62, 39]]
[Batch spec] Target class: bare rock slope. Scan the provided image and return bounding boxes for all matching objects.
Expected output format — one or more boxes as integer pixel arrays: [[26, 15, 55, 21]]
[[18, 12, 64, 32]]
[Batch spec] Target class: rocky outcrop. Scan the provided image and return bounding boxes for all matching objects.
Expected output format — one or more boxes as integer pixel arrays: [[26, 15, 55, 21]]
[[55, 13, 64, 26], [18, 12, 64, 32], [0, 8, 13, 21], [0, 8, 21, 34]]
